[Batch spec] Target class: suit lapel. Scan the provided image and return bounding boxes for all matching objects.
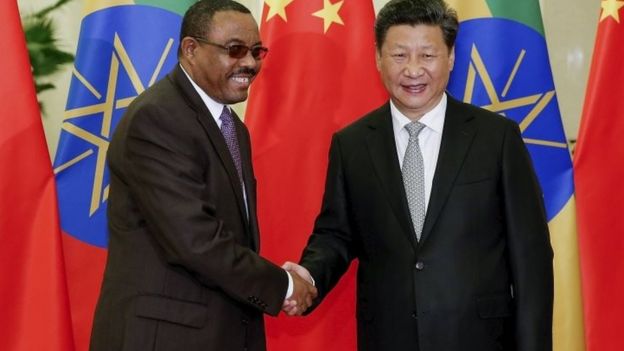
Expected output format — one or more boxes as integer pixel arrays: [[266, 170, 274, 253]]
[[235, 115, 260, 251], [365, 103, 419, 251], [169, 66, 249, 227], [419, 96, 477, 244]]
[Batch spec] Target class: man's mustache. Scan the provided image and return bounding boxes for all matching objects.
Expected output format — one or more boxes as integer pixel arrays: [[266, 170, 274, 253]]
[[231, 67, 257, 77]]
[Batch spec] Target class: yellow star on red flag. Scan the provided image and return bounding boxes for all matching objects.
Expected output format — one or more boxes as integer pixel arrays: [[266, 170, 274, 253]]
[[600, 0, 624, 22], [312, 0, 344, 33], [265, 0, 295, 22]]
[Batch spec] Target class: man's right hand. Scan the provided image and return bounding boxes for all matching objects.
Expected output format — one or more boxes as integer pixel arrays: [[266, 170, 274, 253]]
[[282, 262, 317, 316]]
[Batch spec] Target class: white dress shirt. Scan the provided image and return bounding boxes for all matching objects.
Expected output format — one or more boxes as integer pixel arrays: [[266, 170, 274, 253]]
[[390, 93, 447, 210], [181, 65, 248, 210], [181, 65, 227, 127]]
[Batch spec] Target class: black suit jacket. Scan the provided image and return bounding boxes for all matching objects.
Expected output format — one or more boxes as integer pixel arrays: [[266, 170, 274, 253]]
[[90, 65, 287, 351], [300, 96, 553, 351]]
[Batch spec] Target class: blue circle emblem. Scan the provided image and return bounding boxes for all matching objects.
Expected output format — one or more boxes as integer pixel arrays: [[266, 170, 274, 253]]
[[448, 18, 574, 221], [54, 5, 182, 247]]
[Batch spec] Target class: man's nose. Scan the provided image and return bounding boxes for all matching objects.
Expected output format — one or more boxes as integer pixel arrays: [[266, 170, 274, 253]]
[[404, 57, 424, 77]]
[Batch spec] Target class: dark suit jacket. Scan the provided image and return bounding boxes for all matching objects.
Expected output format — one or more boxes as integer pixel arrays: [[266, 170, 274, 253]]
[[90, 65, 288, 351], [300, 96, 553, 351]]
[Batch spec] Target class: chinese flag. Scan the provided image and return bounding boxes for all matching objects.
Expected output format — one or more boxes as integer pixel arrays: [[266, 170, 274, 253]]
[[246, 0, 386, 350], [0, 1, 75, 350], [574, 3, 624, 351]]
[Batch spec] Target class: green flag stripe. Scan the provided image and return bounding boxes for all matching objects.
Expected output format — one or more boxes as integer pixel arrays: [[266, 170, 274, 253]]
[[135, 0, 194, 16], [485, 0, 544, 35]]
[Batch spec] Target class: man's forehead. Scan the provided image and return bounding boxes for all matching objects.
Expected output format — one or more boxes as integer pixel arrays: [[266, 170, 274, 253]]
[[206, 11, 258, 37]]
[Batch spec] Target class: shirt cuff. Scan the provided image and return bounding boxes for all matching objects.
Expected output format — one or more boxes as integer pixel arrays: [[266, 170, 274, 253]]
[[285, 270, 294, 299]]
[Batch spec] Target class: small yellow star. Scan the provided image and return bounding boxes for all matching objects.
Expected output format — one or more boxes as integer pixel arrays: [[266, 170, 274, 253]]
[[265, 0, 295, 22], [600, 0, 624, 22], [312, 0, 344, 33]]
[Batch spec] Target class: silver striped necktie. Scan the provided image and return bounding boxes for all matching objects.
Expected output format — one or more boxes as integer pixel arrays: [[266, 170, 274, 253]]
[[402, 121, 426, 241]]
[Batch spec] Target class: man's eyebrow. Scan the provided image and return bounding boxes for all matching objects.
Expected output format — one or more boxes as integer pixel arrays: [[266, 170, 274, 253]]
[[223, 38, 263, 46]]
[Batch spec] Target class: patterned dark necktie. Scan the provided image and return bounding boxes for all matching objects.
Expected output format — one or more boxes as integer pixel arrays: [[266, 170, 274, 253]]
[[219, 106, 243, 184], [402, 121, 426, 241]]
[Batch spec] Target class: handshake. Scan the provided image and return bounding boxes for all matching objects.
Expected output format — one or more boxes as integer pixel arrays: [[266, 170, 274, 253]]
[[282, 261, 318, 316]]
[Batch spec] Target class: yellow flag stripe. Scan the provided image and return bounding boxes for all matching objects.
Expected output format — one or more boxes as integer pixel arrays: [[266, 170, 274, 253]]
[[445, 0, 492, 21], [84, 0, 134, 16], [549, 197, 586, 351]]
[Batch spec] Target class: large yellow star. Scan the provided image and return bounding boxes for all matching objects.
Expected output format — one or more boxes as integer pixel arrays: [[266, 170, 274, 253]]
[[462, 45, 567, 149], [600, 0, 624, 22], [312, 0, 344, 33], [265, 0, 295, 22], [56, 34, 174, 215]]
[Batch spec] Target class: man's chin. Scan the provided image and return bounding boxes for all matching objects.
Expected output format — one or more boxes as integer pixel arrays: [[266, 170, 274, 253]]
[[223, 92, 249, 105]]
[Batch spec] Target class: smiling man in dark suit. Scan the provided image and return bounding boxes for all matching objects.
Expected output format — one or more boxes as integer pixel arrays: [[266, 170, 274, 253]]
[[283, 0, 553, 350], [89, 1, 316, 350]]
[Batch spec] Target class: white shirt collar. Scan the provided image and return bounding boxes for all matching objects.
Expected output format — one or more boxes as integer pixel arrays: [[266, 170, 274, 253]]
[[390, 93, 447, 135], [180, 64, 228, 124]]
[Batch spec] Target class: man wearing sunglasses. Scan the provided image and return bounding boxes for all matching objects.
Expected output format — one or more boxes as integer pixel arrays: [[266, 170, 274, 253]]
[[89, 1, 317, 351]]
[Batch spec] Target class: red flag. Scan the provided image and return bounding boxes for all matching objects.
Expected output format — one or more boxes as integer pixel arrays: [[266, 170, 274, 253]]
[[574, 4, 624, 351], [246, 1, 386, 350], [0, 1, 75, 350]]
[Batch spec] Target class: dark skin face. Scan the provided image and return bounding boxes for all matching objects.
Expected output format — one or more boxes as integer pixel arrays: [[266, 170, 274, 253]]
[[179, 10, 262, 104]]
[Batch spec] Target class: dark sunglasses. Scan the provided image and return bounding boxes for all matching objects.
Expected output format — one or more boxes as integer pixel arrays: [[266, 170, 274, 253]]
[[192, 37, 268, 60]]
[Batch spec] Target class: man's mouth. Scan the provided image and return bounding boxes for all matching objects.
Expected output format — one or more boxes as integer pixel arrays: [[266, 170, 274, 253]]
[[230, 76, 251, 85], [402, 83, 426, 94], [229, 68, 257, 86]]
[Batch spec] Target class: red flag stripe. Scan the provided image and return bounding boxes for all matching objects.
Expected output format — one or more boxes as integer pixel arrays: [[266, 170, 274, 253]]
[[246, 1, 387, 350], [574, 10, 624, 351], [0, 1, 75, 350]]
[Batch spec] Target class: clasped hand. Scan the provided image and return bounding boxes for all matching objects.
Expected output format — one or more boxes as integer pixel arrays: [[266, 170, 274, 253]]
[[282, 261, 317, 316]]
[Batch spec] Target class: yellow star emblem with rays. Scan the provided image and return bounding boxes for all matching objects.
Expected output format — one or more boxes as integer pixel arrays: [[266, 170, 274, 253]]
[[54, 33, 174, 216], [265, 0, 295, 22], [600, 0, 624, 22], [462, 45, 567, 149], [312, 0, 344, 33]]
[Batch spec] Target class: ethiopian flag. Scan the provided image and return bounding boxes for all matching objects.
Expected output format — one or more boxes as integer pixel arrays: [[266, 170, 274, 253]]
[[52, 1, 193, 349], [446, 1, 585, 350]]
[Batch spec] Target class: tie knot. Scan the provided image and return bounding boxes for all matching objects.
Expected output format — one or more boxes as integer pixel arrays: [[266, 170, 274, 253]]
[[405, 121, 426, 137]]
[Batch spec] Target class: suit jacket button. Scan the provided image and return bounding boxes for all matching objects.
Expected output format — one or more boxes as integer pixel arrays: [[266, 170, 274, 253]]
[[415, 261, 425, 270]]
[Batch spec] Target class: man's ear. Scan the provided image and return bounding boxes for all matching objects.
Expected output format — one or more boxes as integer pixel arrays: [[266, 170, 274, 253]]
[[180, 37, 198, 60], [448, 45, 455, 71], [375, 48, 382, 72]]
